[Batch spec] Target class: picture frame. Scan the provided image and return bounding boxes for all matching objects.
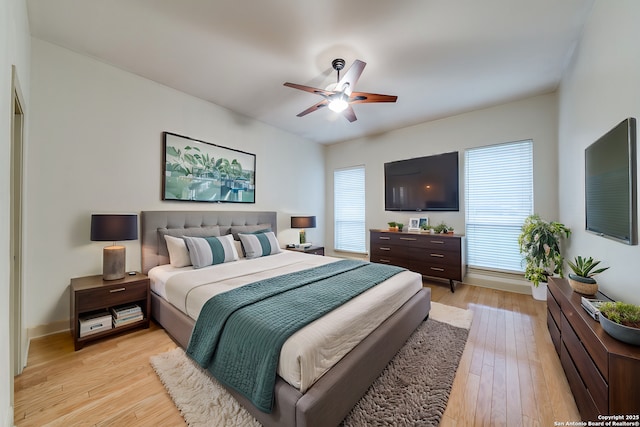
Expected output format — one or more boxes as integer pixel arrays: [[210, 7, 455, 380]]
[[408, 217, 420, 231], [162, 132, 256, 203], [419, 217, 429, 229]]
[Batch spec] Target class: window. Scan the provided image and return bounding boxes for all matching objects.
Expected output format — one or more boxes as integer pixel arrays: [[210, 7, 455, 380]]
[[465, 140, 533, 272], [334, 166, 366, 253]]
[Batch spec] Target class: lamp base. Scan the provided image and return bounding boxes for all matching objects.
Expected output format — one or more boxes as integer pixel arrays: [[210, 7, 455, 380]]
[[299, 230, 306, 244], [103, 245, 126, 281]]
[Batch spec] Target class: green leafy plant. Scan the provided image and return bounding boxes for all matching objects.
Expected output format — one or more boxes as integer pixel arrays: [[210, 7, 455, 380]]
[[433, 222, 449, 234], [396, 223, 404, 232], [567, 256, 609, 279], [388, 221, 397, 228], [599, 302, 640, 328], [420, 223, 432, 231], [518, 214, 571, 287]]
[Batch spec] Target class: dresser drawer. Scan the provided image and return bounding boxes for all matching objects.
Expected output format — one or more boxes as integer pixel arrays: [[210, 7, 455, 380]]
[[76, 281, 148, 312], [561, 298, 608, 380], [371, 232, 460, 251], [561, 313, 608, 414]]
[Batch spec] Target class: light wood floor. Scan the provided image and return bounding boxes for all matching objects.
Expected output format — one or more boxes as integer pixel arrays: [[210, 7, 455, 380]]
[[14, 282, 580, 426]]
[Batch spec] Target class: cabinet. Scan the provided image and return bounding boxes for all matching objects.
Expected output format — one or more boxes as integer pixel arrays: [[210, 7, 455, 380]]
[[369, 230, 466, 292], [547, 277, 640, 419], [70, 273, 150, 350]]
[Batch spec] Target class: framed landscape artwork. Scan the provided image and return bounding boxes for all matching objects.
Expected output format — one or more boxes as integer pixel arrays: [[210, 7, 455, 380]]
[[162, 132, 256, 203]]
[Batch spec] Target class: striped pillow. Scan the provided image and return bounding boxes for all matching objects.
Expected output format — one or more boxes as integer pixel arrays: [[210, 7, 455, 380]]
[[183, 234, 239, 269], [238, 231, 281, 259]]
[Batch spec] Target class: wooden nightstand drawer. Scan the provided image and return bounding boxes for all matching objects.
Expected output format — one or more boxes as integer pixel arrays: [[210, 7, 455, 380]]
[[76, 282, 148, 312]]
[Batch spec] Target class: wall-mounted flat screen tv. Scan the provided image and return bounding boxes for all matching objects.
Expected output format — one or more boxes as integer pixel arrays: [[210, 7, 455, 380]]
[[585, 117, 637, 245], [385, 151, 459, 211]]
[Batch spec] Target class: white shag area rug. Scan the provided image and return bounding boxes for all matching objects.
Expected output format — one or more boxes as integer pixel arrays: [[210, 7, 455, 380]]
[[150, 301, 472, 427]]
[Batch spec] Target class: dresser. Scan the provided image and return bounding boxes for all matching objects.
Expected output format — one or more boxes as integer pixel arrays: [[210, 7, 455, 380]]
[[369, 230, 466, 292], [547, 277, 640, 419]]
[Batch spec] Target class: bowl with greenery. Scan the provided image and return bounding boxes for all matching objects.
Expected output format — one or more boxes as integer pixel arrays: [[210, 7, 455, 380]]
[[599, 301, 640, 346], [566, 256, 609, 296]]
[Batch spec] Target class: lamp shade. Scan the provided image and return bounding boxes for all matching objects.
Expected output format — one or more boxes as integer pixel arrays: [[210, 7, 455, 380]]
[[91, 214, 138, 242], [291, 216, 316, 229]]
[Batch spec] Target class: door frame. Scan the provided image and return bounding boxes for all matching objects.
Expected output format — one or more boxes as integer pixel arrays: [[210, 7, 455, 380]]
[[10, 64, 26, 394]]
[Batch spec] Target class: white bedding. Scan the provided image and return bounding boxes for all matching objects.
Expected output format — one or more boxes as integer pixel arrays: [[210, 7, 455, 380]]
[[148, 251, 422, 392]]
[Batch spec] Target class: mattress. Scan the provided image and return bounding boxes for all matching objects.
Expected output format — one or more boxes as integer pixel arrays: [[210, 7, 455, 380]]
[[148, 251, 423, 392]]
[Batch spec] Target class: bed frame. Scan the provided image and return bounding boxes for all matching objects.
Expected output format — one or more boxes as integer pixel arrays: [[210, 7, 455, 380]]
[[141, 210, 431, 427]]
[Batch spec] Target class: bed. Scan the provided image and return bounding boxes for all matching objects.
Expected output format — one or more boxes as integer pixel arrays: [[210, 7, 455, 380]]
[[141, 210, 431, 427]]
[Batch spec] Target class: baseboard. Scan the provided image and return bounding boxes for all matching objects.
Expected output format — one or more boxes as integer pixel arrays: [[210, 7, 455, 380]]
[[27, 319, 69, 340], [463, 269, 531, 295]]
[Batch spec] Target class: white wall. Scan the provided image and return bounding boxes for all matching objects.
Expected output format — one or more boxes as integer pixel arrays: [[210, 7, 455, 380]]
[[1, 0, 31, 424], [558, 0, 640, 305], [26, 39, 325, 331], [325, 93, 559, 270]]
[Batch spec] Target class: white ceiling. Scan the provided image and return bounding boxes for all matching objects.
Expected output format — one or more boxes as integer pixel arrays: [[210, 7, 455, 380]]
[[27, 0, 595, 145]]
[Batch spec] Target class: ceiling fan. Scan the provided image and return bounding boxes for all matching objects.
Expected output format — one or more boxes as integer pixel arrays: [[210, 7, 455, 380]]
[[283, 58, 397, 123]]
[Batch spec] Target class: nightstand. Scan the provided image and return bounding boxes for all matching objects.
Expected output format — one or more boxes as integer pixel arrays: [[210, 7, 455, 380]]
[[70, 272, 150, 350], [286, 245, 325, 256]]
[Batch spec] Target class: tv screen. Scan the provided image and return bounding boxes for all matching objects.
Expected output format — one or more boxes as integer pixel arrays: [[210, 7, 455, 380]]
[[385, 151, 459, 211], [585, 117, 637, 245]]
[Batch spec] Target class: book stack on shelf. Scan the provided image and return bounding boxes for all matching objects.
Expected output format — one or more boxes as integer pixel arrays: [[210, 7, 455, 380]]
[[581, 296, 607, 321], [111, 304, 143, 328]]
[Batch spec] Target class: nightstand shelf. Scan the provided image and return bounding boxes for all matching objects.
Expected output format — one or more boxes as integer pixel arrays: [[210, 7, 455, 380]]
[[70, 272, 150, 350], [286, 245, 325, 256]]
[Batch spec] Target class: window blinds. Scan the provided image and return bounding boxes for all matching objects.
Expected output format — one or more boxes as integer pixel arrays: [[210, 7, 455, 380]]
[[334, 166, 366, 253], [465, 140, 533, 272]]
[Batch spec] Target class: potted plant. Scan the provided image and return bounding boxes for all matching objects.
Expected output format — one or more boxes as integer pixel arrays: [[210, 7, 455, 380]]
[[518, 214, 571, 300], [567, 256, 609, 296], [599, 301, 640, 346], [433, 222, 449, 234], [396, 223, 404, 232], [388, 221, 398, 232]]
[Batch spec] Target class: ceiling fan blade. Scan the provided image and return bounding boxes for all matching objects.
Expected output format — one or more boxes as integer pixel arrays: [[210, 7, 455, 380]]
[[342, 105, 357, 122], [284, 82, 334, 97], [349, 92, 398, 104], [296, 100, 329, 117], [337, 60, 366, 96]]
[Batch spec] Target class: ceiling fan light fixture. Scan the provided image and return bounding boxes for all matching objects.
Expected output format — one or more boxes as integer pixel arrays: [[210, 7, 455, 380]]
[[328, 94, 349, 113]]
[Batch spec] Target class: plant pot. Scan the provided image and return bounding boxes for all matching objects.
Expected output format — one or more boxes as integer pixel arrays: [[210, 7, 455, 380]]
[[600, 314, 640, 346], [568, 273, 598, 296], [531, 282, 547, 301]]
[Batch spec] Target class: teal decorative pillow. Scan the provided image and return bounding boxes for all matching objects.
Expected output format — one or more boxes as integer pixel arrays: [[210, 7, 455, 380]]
[[238, 231, 281, 259], [183, 234, 239, 269]]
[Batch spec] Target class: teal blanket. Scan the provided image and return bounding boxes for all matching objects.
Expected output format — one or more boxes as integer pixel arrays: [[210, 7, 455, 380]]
[[186, 259, 405, 412]]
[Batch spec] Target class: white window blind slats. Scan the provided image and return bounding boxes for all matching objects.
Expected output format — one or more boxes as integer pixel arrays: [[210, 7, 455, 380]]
[[465, 140, 533, 272], [334, 166, 366, 253]]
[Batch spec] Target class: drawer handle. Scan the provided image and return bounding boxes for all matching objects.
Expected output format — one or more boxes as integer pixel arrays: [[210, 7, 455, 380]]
[[110, 288, 126, 293], [379, 247, 391, 251], [400, 237, 417, 241], [430, 267, 445, 272], [430, 240, 445, 244], [379, 237, 390, 240], [379, 259, 391, 263], [430, 253, 444, 258]]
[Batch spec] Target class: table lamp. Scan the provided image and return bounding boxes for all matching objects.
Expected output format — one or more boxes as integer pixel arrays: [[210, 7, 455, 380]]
[[91, 214, 138, 280], [291, 216, 316, 244]]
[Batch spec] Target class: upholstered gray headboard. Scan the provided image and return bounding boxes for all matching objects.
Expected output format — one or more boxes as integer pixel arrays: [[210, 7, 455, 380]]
[[141, 210, 278, 274]]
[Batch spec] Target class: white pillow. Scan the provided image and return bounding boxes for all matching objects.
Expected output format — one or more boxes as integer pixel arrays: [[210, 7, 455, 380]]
[[164, 235, 191, 267], [183, 234, 239, 269], [238, 231, 281, 259]]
